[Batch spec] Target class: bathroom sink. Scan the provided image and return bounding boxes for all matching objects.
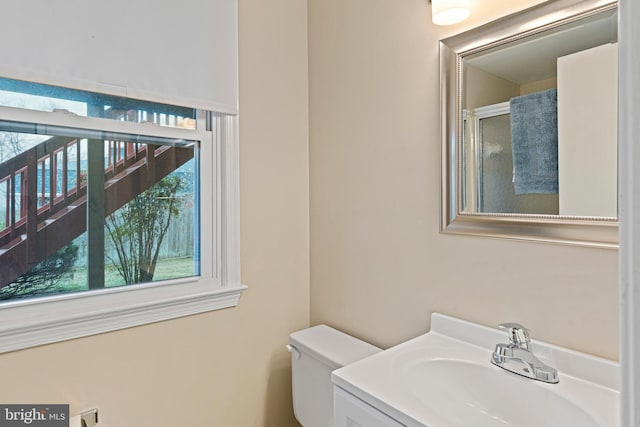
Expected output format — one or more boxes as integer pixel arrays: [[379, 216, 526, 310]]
[[332, 314, 619, 427], [402, 358, 599, 426]]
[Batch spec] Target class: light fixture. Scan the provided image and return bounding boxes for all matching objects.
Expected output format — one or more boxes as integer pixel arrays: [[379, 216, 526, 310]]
[[431, 0, 470, 26]]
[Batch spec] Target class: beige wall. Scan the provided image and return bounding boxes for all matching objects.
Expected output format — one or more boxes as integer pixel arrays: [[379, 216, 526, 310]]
[[521, 77, 558, 95], [465, 65, 519, 109], [0, 0, 309, 425], [309, 0, 619, 360]]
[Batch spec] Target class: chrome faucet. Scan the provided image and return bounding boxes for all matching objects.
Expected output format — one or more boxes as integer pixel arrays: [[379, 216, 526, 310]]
[[491, 322, 559, 384]]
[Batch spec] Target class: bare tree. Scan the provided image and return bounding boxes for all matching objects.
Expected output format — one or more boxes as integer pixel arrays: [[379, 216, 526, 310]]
[[0, 132, 24, 162], [105, 174, 185, 284]]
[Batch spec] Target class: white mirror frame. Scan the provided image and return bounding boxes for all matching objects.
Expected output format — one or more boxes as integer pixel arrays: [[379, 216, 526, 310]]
[[440, 0, 618, 249]]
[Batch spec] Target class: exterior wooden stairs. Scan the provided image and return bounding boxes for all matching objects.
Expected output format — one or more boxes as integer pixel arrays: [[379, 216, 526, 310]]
[[0, 136, 193, 288]]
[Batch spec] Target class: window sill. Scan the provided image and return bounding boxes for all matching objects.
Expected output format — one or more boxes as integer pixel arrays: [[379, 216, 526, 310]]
[[0, 282, 248, 353]]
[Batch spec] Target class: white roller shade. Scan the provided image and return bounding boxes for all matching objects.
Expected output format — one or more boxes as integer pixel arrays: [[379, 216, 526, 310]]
[[0, 0, 238, 113]]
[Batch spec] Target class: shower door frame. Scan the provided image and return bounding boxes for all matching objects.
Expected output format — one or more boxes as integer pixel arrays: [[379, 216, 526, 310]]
[[466, 102, 511, 213]]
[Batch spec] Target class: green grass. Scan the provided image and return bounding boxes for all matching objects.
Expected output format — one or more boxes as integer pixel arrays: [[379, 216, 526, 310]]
[[38, 256, 197, 295]]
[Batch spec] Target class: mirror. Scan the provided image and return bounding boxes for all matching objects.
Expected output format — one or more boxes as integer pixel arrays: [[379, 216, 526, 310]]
[[440, 0, 618, 248]]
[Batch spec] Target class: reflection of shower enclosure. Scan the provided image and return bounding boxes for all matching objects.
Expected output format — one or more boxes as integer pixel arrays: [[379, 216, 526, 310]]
[[464, 102, 559, 215]]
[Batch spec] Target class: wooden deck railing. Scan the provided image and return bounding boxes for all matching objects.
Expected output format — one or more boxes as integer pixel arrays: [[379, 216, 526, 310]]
[[0, 107, 196, 289], [0, 137, 151, 250], [0, 139, 193, 288]]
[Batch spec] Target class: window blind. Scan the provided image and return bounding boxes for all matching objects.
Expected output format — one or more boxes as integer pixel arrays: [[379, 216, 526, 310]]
[[1, 0, 238, 113]]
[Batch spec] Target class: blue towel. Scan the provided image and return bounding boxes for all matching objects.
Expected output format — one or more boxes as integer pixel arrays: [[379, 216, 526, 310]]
[[510, 89, 558, 195]]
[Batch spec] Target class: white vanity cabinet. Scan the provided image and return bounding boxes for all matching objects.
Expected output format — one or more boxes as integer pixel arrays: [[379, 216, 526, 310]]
[[334, 386, 404, 427]]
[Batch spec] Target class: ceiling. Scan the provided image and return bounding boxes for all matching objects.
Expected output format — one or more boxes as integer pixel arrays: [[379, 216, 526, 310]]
[[464, 9, 618, 85]]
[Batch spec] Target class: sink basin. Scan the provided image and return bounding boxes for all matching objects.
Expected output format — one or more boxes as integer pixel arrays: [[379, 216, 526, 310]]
[[332, 313, 619, 427], [403, 358, 599, 426]]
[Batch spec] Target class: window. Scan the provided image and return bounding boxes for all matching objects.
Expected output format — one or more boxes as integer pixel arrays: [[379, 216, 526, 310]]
[[0, 79, 244, 352]]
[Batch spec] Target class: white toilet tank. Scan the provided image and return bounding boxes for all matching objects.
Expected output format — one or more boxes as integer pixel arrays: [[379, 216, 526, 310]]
[[288, 325, 381, 427]]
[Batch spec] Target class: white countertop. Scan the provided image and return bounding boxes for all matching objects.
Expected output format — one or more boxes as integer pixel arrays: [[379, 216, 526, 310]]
[[332, 313, 619, 427]]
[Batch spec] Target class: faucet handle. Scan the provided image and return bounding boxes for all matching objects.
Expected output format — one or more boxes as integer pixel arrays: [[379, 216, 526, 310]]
[[498, 322, 530, 348]]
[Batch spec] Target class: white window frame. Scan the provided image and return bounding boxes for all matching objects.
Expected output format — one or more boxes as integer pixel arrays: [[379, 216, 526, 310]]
[[0, 106, 245, 353]]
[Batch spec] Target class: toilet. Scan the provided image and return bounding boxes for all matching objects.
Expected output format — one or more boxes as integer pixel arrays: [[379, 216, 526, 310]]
[[287, 325, 382, 427]]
